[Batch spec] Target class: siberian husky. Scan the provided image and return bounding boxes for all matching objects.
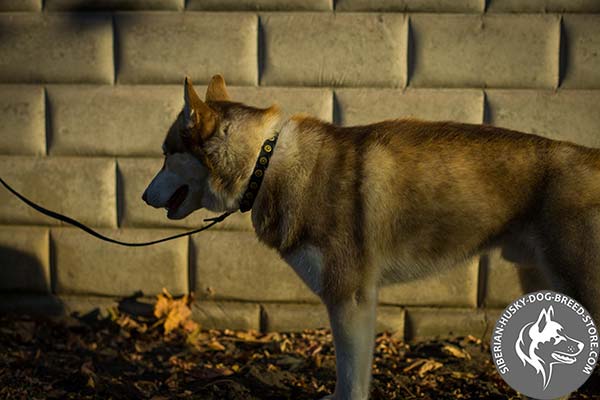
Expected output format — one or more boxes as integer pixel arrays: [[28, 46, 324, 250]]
[[143, 75, 600, 399]]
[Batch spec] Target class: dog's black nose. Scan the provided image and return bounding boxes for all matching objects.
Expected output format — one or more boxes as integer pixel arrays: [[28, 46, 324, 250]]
[[142, 191, 148, 203]]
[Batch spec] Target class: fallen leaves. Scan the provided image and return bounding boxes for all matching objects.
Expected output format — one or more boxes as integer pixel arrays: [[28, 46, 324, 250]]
[[1, 298, 599, 400], [153, 289, 197, 335]]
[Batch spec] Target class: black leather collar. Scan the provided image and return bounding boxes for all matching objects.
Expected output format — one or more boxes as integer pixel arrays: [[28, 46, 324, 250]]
[[239, 135, 278, 213]]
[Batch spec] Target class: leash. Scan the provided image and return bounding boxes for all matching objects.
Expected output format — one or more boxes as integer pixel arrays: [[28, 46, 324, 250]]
[[0, 177, 231, 247]]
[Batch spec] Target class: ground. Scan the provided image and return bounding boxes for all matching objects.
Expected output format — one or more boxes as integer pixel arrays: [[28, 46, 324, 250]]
[[0, 295, 598, 400]]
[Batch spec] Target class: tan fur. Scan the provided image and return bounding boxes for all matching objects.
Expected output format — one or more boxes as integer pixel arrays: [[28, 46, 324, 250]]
[[205, 74, 230, 102], [145, 75, 600, 400]]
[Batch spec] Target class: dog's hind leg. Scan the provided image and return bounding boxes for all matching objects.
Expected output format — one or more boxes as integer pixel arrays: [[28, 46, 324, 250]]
[[322, 285, 378, 400]]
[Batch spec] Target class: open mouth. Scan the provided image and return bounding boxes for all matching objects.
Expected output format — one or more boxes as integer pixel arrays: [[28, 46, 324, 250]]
[[552, 351, 577, 364], [166, 185, 189, 217]]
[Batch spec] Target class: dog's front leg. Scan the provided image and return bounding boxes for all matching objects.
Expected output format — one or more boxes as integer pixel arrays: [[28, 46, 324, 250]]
[[322, 287, 377, 400]]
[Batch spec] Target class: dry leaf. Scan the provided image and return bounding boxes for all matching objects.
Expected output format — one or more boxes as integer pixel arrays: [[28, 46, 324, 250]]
[[403, 359, 426, 373], [154, 288, 195, 335], [417, 359, 443, 377], [86, 376, 95, 389], [442, 344, 471, 360], [182, 319, 199, 333], [451, 371, 477, 380], [80, 360, 94, 376], [154, 294, 170, 319], [208, 340, 225, 351]]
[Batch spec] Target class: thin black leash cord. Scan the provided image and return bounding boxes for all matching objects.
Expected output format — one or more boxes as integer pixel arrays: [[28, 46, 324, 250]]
[[0, 177, 232, 247]]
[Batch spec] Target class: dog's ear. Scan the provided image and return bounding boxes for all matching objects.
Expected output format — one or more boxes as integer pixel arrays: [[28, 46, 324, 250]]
[[183, 77, 218, 142], [534, 307, 552, 333], [205, 74, 230, 102]]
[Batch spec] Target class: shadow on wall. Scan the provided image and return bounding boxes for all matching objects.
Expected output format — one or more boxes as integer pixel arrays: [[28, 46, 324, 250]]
[[500, 241, 551, 294], [0, 245, 157, 319], [0, 9, 116, 84], [0, 246, 50, 295], [0, 246, 65, 316]]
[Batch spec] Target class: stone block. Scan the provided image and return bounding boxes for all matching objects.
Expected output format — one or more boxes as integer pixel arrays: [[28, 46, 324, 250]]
[[118, 157, 254, 230], [0, 13, 113, 83], [335, 88, 483, 126], [187, 0, 331, 10], [562, 15, 600, 89], [261, 13, 407, 87], [192, 231, 318, 302], [262, 303, 405, 335], [336, 0, 483, 12], [0, 156, 117, 227], [485, 89, 600, 148], [52, 227, 188, 296], [405, 307, 487, 340], [261, 303, 329, 332], [380, 258, 479, 308], [45, 0, 184, 10], [0, 0, 41, 11], [116, 12, 257, 85], [47, 85, 181, 156], [409, 14, 560, 88], [192, 301, 260, 330], [487, 0, 600, 12], [481, 248, 551, 308], [0, 226, 49, 293], [59, 295, 120, 317], [262, 303, 329, 332], [377, 306, 405, 337], [0, 85, 45, 155]]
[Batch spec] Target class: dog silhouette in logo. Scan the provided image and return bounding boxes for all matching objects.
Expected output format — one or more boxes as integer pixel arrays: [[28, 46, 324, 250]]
[[515, 306, 584, 389]]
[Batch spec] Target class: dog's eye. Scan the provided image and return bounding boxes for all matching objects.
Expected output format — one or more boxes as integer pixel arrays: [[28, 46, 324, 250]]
[[553, 336, 564, 344], [222, 125, 229, 135]]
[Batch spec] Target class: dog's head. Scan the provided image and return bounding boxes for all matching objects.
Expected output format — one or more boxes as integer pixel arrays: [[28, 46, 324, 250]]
[[142, 75, 279, 219], [515, 306, 584, 389]]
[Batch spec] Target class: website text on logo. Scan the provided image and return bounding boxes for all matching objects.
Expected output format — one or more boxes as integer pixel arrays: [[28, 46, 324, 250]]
[[491, 291, 598, 399]]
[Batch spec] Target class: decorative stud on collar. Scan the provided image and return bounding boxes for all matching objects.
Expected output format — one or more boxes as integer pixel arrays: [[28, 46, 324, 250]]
[[239, 135, 278, 213]]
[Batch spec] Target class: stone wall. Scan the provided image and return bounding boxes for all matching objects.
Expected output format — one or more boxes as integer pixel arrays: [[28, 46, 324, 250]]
[[0, 0, 599, 340]]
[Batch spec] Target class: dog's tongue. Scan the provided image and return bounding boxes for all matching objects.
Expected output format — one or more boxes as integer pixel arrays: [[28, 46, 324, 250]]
[[166, 185, 189, 216]]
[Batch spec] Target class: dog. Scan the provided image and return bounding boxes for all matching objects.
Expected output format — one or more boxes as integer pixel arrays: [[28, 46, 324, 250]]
[[143, 74, 600, 400], [515, 306, 584, 390]]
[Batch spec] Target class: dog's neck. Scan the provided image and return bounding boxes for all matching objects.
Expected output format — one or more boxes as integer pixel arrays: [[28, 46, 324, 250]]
[[249, 117, 320, 251]]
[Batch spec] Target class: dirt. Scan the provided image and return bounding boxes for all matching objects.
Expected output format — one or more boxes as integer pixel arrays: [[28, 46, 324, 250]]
[[0, 303, 598, 400]]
